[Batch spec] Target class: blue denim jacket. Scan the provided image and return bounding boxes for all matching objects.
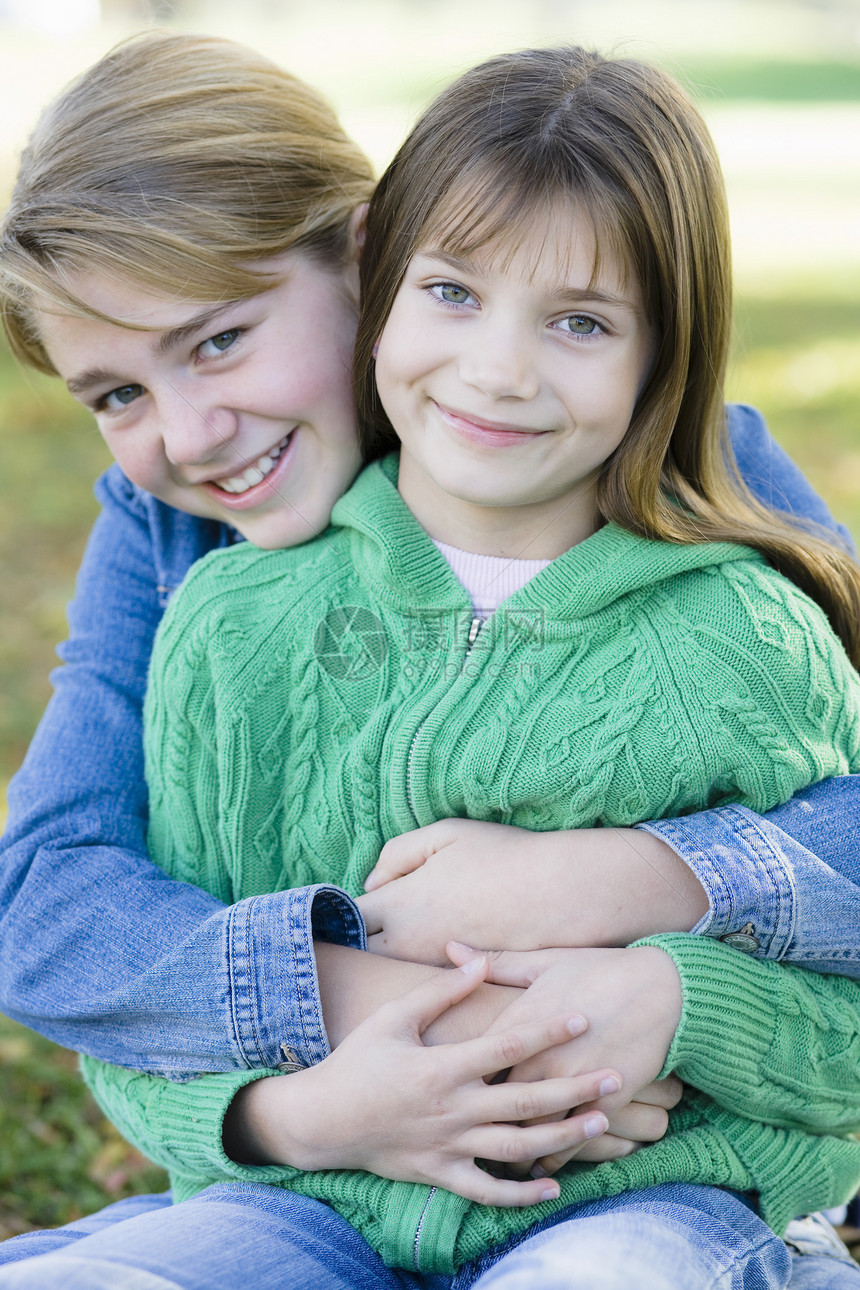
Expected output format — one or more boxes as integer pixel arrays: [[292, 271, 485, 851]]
[[0, 403, 858, 1077]]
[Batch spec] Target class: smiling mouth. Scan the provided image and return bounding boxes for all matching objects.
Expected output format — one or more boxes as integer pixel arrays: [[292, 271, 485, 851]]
[[212, 434, 293, 494], [436, 403, 546, 443]]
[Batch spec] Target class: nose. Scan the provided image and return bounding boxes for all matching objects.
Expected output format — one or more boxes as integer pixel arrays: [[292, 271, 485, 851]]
[[159, 391, 239, 467], [458, 317, 540, 401]]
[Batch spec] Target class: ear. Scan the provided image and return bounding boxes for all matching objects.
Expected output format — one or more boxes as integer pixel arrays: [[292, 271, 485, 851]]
[[349, 202, 369, 257]]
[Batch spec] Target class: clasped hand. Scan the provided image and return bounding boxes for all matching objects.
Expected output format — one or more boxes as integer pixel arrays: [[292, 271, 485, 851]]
[[445, 940, 683, 1174], [228, 956, 623, 1207], [357, 818, 685, 1168]]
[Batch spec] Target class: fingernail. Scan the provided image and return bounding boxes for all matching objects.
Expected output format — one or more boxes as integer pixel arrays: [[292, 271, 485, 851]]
[[458, 956, 485, 974], [449, 940, 476, 954], [567, 1014, 587, 1036], [585, 1113, 608, 1139], [599, 1075, 621, 1095], [530, 1164, 548, 1179], [541, 1186, 560, 1202]]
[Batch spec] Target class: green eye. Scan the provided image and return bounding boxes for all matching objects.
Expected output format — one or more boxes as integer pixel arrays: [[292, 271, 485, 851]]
[[197, 329, 241, 360], [564, 315, 598, 335], [438, 283, 471, 305], [204, 329, 240, 353], [211, 330, 239, 351]]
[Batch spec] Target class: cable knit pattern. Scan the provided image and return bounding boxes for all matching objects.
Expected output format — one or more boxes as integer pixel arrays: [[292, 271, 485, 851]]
[[85, 456, 860, 1273]]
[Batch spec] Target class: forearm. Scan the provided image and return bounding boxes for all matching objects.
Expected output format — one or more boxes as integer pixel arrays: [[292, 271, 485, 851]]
[[544, 828, 708, 947], [644, 932, 860, 1133], [315, 941, 521, 1047]]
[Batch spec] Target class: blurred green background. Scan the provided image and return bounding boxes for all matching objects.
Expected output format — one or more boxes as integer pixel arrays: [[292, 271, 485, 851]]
[[0, 0, 858, 1244]]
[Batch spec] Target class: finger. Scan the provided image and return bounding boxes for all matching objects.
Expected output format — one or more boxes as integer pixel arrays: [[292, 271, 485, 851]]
[[521, 1091, 670, 1134], [632, 1074, 683, 1109], [537, 1133, 639, 1171], [363, 929, 391, 955], [594, 1100, 669, 1143], [443, 1161, 563, 1208], [371, 958, 489, 1039], [354, 891, 383, 935], [364, 822, 453, 891], [456, 1011, 590, 1082], [446, 941, 546, 987], [482, 1070, 620, 1127], [469, 1105, 609, 1169]]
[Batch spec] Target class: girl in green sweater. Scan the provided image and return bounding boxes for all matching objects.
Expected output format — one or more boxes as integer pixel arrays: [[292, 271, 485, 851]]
[[78, 43, 860, 1289], [4, 39, 860, 1290]]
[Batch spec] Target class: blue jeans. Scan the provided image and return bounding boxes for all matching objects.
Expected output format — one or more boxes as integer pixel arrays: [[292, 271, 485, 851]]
[[0, 1185, 857, 1289]]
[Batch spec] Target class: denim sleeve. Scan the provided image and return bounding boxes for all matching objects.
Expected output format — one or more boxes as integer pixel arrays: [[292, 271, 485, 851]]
[[0, 467, 363, 1074], [633, 405, 860, 977]]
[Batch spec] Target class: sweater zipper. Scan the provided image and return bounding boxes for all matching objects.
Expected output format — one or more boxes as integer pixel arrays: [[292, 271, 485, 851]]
[[412, 1186, 438, 1270], [405, 616, 485, 825], [464, 615, 485, 660]]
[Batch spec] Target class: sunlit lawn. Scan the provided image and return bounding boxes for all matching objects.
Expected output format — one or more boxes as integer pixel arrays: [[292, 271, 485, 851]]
[[729, 288, 860, 533], [0, 1021, 167, 1241]]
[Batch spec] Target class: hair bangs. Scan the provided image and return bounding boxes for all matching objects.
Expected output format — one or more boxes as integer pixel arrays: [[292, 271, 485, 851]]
[[1, 31, 373, 372], [416, 157, 637, 312]]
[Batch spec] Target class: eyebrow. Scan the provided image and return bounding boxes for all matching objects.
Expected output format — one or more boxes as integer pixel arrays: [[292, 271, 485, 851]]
[[417, 249, 634, 309], [64, 302, 240, 397], [154, 302, 238, 356], [66, 367, 128, 397]]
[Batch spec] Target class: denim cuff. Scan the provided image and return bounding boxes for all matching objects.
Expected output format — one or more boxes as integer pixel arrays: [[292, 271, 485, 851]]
[[636, 807, 797, 960], [227, 885, 366, 1071]]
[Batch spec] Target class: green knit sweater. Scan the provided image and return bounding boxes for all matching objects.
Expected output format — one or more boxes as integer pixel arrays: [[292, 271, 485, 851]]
[[83, 457, 860, 1273]]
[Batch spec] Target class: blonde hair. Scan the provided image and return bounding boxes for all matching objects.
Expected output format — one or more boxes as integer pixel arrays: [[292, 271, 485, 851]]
[[355, 45, 860, 664], [1, 31, 374, 372]]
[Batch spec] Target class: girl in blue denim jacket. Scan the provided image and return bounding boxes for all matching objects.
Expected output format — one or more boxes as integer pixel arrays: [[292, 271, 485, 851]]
[[0, 31, 858, 1289]]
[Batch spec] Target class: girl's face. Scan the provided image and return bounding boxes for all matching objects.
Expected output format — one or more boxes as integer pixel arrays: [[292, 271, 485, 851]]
[[374, 207, 653, 557], [36, 252, 363, 549]]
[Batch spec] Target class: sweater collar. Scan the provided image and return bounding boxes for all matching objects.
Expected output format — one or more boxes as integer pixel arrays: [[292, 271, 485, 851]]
[[331, 453, 763, 619]]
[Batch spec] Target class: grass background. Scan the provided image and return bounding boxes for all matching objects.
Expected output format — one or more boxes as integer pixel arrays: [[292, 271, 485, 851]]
[[0, 0, 858, 1245]]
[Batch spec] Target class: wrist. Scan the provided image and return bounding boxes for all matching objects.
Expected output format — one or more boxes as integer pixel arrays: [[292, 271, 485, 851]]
[[552, 828, 708, 945], [223, 1070, 326, 1171], [621, 943, 684, 1077]]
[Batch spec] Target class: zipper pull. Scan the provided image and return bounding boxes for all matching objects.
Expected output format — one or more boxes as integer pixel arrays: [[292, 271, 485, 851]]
[[465, 616, 485, 658]]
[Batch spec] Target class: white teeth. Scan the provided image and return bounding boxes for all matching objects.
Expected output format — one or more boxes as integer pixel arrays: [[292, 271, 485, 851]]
[[212, 434, 291, 494]]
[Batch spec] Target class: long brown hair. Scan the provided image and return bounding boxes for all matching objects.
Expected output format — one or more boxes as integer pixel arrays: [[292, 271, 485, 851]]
[[354, 45, 860, 664], [1, 31, 374, 372]]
